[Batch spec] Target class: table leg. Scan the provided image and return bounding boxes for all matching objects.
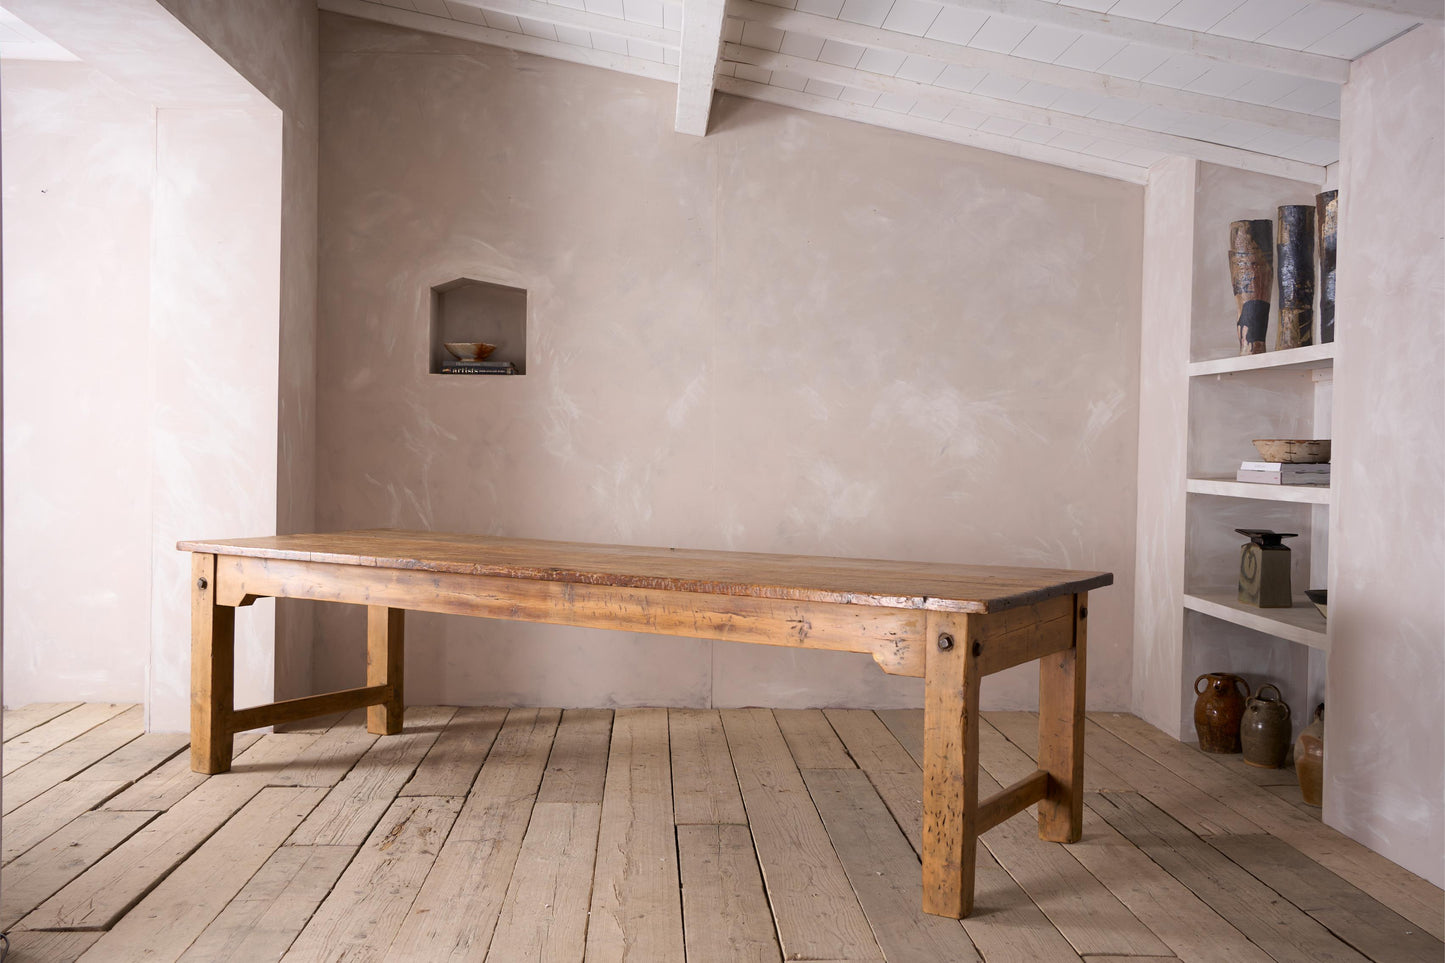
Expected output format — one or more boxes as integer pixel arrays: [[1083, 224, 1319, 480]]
[[1038, 592, 1087, 842], [922, 611, 981, 918], [367, 606, 405, 735], [191, 553, 235, 774]]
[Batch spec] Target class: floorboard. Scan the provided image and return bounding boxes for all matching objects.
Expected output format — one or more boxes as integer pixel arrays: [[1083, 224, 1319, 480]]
[[1, 702, 1437, 963]]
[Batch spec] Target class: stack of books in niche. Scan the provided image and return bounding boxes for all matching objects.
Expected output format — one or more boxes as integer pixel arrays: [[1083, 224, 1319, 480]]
[[440, 359, 517, 375], [1236, 460, 1330, 486]]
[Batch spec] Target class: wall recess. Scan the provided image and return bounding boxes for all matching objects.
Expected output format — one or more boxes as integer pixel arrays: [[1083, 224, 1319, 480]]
[[429, 277, 527, 375]]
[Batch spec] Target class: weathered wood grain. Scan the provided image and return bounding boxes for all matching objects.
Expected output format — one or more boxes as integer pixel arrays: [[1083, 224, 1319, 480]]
[[3, 778, 129, 864], [721, 708, 881, 961], [775, 708, 854, 769], [78, 787, 327, 963], [1092, 710, 1445, 939], [283, 795, 463, 963], [1037, 594, 1085, 841], [1, 810, 155, 929], [2, 706, 145, 812], [487, 802, 602, 962], [923, 610, 980, 918], [184, 528, 1113, 614], [586, 708, 684, 962], [191, 552, 235, 773], [2, 930, 102, 963], [288, 706, 454, 847], [668, 708, 746, 825], [537, 708, 614, 804], [2, 702, 83, 741], [100, 732, 263, 813], [178, 845, 354, 963], [383, 708, 561, 962], [2, 702, 131, 775], [1090, 791, 1370, 963], [824, 709, 918, 772], [269, 708, 378, 788], [21, 734, 318, 930], [1208, 833, 1444, 963], [400, 706, 506, 797], [984, 710, 1131, 792], [677, 825, 781, 963], [805, 767, 982, 963]]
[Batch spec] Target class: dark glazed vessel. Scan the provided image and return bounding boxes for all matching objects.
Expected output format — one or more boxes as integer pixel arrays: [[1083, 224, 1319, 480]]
[[1277, 205, 1316, 349], [1194, 673, 1250, 754], [1229, 219, 1273, 355], [1317, 191, 1338, 344], [1241, 683, 1292, 768], [1296, 704, 1325, 806]]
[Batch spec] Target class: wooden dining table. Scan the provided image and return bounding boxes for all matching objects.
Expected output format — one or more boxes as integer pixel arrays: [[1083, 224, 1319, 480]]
[[178, 528, 1111, 918]]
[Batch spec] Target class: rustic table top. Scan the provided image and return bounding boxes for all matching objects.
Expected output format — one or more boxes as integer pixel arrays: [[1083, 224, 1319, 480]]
[[179, 529, 1112, 613]]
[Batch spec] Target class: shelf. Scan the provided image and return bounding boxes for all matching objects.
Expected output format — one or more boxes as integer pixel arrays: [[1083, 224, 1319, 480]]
[[1188, 342, 1334, 377], [1184, 592, 1328, 650], [1187, 477, 1331, 504]]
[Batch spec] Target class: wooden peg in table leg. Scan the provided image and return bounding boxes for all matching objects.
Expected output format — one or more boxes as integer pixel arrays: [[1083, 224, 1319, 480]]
[[367, 606, 405, 735], [191, 552, 235, 774], [1038, 592, 1087, 843], [922, 610, 982, 918]]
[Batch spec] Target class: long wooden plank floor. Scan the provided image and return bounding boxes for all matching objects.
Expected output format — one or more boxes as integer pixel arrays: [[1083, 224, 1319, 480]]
[[2, 703, 1440, 962]]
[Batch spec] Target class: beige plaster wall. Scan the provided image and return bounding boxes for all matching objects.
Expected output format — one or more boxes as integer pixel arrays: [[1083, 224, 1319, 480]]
[[315, 14, 1144, 710], [1131, 156, 1195, 737], [1330, 24, 1444, 888], [2, 62, 156, 702], [157, 0, 321, 701]]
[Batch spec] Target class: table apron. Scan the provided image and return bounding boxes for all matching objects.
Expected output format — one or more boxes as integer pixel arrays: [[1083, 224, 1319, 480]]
[[215, 554, 930, 677]]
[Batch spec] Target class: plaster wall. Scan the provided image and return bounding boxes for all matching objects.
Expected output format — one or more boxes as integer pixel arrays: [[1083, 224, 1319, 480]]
[[315, 14, 1144, 710], [156, 0, 321, 700], [0, 0, 288, 729], [1330, 23, 1445, 888], [2, 62, 156, 702], [1132, 156, 1195, 737]]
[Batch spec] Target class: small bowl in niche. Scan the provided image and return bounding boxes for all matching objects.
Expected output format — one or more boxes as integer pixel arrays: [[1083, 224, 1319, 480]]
[[1305, 589, 1327, 619], [444, 341, 498, 361], [1253, 439, 1331, 464]]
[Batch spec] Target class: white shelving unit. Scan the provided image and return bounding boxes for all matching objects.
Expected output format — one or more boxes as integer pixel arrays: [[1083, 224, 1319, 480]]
[[1186, 342, 1333, 654], [1182, 591, 1328, 650], [1186, 476, 1331, 504]]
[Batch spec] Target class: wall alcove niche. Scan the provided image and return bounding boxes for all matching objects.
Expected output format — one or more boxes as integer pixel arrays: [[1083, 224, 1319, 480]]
[[429, 277, 528, 375]]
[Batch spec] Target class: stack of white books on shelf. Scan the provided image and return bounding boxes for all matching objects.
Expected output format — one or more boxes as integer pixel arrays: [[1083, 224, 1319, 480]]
[[1236, 461, 1331, 486]]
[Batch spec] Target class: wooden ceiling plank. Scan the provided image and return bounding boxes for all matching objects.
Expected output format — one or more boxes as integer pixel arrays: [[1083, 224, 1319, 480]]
[[722, 42, 1328, 180], [714, 75, 1151, 183], [1326, 0, 1443, 22], [321, 0, 679, 79], [676, 0, 728, 134], [447, 0, 680, 46], [729, 0, 1340, 139], [931, 0, 1351, 83]]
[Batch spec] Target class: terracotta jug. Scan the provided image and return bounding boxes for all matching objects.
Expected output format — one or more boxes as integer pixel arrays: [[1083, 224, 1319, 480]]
[[1295, 704, 1325, 806], [1240, 683, 1292, 768], [1194, 672, 1249, 753]]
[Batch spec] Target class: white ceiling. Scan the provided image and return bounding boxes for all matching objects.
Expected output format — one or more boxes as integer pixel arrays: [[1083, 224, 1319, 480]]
[[324, 0, 1441, 183], [3, 1, 1435, 182]]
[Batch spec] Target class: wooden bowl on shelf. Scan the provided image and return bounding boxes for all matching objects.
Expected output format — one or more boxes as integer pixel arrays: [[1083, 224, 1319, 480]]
[[444, 341, 498, 361], [1252, 439, 1331, 463]]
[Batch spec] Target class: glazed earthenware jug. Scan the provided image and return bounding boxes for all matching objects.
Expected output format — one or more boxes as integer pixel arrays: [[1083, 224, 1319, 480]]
[[1194, 672, 1249, 753], [1296, 704, 1325, 806], [1240, 683, 1292, 768]]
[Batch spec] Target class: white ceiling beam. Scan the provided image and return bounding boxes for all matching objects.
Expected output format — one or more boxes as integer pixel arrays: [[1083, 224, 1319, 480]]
[[730, 0, 1339, 140], [676, 0, 727, 134], [724, 44, 1326, 182], [715, 75, 1149, 182], [445, 0, 679, 47], [1327, 0, 1443, 21], [321, 0, 678, 81], [931, 0, 1350, 83]]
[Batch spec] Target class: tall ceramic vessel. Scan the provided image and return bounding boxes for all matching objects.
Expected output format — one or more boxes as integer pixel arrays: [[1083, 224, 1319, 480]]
[[1229, 219, 1272, 355], [1277, 205, 1315, 349], [1194, 672, 1249, 753], [1317, 191, 1338, 344]]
